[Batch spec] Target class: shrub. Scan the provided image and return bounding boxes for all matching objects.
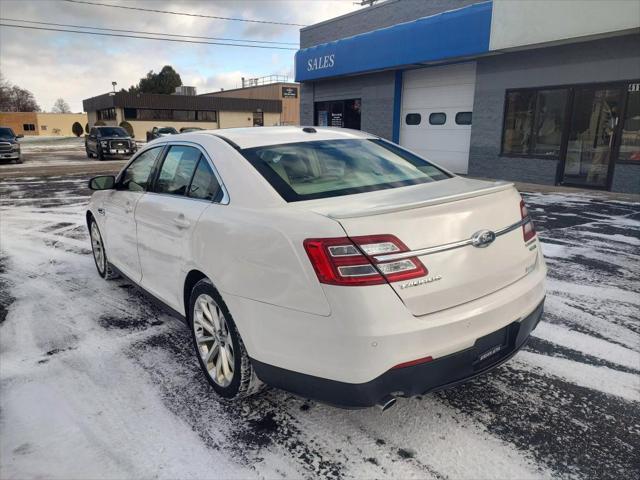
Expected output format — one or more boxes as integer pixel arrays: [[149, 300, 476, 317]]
[[119, 121, 134, 137], [71, 122, 84, 137]]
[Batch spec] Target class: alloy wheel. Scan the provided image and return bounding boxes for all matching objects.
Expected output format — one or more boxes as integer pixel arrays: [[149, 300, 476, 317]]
[[193, 294, 235, 387], [90, 222, 105, 274]]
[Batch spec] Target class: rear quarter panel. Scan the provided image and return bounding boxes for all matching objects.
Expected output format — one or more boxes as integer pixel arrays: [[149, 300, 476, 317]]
[[190, 204, 344, 317]]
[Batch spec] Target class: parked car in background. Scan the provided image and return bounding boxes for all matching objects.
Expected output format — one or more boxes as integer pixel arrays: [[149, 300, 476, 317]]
[[86, 127, 546, 410], [86, 126, 137, 161], [146, 126, 178, 142], [0, 127, 23, 164], [180, 127, 204, 133]]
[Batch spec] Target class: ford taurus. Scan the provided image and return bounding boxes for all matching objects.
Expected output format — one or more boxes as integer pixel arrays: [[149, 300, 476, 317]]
[[86, 127, 546, 410]]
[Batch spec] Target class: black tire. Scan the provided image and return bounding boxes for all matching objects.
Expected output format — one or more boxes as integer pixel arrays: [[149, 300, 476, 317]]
[[13, 157, 23, 164], [96, 147, 104, 161], [89, 217, 119, 280], [86, 146, 93, 158], [189, 279, 264, 400]]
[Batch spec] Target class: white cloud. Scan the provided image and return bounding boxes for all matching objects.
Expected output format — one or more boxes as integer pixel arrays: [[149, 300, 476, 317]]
[[0, 0, 362, 112]]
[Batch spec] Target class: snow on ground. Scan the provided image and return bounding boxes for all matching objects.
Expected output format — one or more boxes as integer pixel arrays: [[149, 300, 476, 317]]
[[0, 178, 638, 480], [19, 136, 85, 152]]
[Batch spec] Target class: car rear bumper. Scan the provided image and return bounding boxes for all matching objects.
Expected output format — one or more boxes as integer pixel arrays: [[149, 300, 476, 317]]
[[252, 299, 544, 408]]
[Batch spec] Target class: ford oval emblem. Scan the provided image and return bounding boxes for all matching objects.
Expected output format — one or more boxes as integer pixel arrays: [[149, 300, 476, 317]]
[[471, 229, 496, 248]]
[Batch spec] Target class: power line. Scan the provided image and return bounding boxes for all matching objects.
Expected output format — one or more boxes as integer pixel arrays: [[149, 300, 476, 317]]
[[62, 0, 307, 27], [0, 23, 299, 50], [1, 17, 299, 45]]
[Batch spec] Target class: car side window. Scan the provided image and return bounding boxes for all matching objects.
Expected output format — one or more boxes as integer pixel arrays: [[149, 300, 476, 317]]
[[154, 145, 200, 196], [188, 157, 222, 202], [90, 128, 97, 136], [119, 147, 162, 192]]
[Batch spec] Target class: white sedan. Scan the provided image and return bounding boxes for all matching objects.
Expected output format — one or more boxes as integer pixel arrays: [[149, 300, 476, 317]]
[[87, 127, 546, 410]]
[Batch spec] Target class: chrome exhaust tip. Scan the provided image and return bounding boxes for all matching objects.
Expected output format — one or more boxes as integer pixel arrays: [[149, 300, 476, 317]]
[[376, 395, 397, 412]]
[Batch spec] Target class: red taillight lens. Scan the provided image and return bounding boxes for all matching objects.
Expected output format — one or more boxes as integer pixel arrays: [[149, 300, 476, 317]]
[[520, 200, 536, 242], [303, 234, 427, 286]]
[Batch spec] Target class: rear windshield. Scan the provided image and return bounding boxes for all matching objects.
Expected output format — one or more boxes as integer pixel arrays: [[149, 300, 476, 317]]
[[240, 139, 450, 202], [159, 127, 178, 134]]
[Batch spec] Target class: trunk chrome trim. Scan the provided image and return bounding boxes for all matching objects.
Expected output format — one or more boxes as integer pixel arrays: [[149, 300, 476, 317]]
[[373, 217, 532, 262]]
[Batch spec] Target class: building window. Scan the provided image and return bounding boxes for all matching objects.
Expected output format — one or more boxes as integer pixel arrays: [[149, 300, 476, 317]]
[[455, 112, 472, 125], [197, 110, 217, 122], [174, 110, 197, 121], [97, 108, 116, 121], [23, 123, 35, 131], [124, 108, 137, 120], [314, 99, 361, 130], [124, 108, 217, 122], [137, 109, 172, 121], [405, 113, 421, 125], [429, 113, 446, 125], [502, 88, 568, 158]]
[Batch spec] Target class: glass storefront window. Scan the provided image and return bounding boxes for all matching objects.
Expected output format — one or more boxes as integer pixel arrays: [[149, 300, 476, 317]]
[[502, 90, 536, 155], [314, 99, 361, 130], [619, 86, 640, 162], [502, 89, 568, 157], [531, 89, 568, 156]]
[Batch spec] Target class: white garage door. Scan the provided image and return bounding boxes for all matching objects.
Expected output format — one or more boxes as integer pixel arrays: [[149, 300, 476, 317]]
[[399, 62, 476, 174]]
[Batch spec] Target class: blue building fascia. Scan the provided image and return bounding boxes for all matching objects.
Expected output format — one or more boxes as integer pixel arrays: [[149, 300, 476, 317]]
[[295, 1, 492, 82]]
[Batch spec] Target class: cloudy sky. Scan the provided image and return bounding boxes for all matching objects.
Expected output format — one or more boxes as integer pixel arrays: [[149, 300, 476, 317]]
[[0, 0, 362, 112]]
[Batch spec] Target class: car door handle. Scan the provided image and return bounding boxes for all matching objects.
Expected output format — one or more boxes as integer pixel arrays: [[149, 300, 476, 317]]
[[97, 208, 105, 216], [173, 216, 191, 229]]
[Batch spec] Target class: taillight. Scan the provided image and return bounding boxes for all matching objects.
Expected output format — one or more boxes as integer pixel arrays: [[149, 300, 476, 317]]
[[303, 234, 427, 286], [520, 200, 536, 242]]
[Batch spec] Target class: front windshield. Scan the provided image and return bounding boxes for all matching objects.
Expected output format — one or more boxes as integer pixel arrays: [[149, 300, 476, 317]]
[[98, 127, 128, 137], [241, 139, 451, 202], [159, 127, 178, 134], [0, 128, 16, 138]]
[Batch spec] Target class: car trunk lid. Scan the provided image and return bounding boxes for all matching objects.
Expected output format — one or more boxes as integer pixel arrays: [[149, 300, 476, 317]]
[[302, 177, 538, 316]]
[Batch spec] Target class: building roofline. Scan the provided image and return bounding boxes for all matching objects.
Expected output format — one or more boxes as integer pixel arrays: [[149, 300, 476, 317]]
[[199, 82, 299, 97], [82, 92, 282, 113]]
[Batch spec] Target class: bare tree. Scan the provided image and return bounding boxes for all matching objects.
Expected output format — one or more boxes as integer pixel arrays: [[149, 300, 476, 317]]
[[0, 74, 41, 112], [51, 98, 71, 114]]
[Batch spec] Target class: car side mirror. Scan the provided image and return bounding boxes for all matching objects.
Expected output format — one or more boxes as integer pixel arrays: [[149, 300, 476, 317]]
[[16, 134, 24, 139], [89, 175, 115, 190]]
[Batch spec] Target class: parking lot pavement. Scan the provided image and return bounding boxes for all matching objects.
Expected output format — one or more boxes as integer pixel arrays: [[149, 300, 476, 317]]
[[0, 150, 127, 179], [0, 174, 638, 480]]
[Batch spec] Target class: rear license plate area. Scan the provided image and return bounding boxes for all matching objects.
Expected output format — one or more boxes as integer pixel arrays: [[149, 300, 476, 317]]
[[472, 323, 517, 369]]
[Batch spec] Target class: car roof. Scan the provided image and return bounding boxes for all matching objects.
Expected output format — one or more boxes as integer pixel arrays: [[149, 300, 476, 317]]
[[188, 126, 377, 149]]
